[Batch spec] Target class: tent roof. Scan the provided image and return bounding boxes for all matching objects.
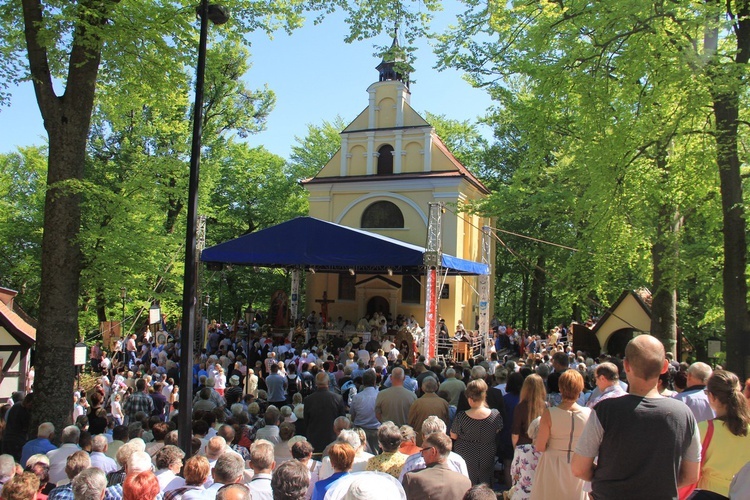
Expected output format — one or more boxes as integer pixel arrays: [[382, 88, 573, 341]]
[[201, 217, 488, 276]]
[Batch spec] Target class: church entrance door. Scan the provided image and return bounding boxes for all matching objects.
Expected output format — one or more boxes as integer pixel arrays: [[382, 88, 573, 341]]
[[367, 296, 389, 318]]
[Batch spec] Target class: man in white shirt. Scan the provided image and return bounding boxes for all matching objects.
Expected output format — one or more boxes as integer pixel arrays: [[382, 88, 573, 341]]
[[388, 345, 400, 362], [100, 352, 111, 373], [381, 337, 394, 353], [246, 440, 275, 500], [47, 426, 81, 484], [356, 348, 370, 364], [162, 376, 174, 399]]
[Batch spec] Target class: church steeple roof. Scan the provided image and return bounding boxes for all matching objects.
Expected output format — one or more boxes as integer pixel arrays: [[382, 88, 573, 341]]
[[376, 30, 411, 87]]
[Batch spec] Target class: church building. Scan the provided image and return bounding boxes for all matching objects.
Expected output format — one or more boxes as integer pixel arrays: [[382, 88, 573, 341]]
[[302, 40, 492, 334]]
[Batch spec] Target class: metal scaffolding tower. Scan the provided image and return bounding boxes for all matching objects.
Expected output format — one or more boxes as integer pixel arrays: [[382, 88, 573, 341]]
[[479, 225, 491, 354], [423, 202, 443, 359]]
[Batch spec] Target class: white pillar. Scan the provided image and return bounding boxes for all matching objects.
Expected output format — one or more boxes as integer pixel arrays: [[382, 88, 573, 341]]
[[368, 90, 376, 129], [423, 130, 432, 172], [367, 132, 375, 175], [396, 85, 405, 127], [340, 136, 348, 176], [394, 130, 403, 173]]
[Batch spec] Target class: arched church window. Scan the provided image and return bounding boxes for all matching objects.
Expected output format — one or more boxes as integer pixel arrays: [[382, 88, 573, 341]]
[[361, 201, 404, 228], [377, 145, 394, 175]]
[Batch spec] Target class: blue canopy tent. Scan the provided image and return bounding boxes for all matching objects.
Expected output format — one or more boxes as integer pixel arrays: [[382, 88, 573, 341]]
[[201, 216, 489, 276]]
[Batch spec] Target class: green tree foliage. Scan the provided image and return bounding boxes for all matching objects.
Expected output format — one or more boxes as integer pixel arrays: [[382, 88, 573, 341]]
[[288, 116, 347, 181], [0, 0, 440, 436], [0, 147, 46, 315], [437, 1, 732, 359], [75, 39, 279, 337], [201, 143, 307, 324]]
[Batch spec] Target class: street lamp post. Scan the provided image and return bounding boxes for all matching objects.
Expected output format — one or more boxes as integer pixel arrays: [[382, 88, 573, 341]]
[[178, 0, 229, 456]]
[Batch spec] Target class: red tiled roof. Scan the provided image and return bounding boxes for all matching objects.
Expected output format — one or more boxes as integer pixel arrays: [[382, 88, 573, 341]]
[[0, 300, 36, 344]]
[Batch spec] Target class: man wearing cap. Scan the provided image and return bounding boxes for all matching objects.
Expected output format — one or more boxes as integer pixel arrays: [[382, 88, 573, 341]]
[[225, 375, 243, 406]]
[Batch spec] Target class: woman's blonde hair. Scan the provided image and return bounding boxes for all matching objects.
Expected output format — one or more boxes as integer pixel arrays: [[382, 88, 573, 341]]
[[520, 374, 546, 429], [465, 378, 488, 403]]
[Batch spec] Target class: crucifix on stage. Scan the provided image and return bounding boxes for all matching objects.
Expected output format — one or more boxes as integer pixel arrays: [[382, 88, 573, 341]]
[[315, 291, 335, 325]]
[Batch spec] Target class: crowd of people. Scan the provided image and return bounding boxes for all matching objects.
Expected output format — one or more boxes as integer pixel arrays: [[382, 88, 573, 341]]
[[0, 315, 747, 500]]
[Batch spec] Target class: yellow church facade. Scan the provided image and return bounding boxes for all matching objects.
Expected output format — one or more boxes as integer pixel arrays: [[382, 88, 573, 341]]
[[302, 55, 492, 335]]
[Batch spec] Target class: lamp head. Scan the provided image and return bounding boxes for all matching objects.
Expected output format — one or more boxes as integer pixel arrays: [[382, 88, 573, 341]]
[[196, 3, 230, 25]]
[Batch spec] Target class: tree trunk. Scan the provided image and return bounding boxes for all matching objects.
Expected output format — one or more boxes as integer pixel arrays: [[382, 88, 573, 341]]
[[528, 254, 546, 335], [650, 202, 681, 354], [165, 177, 184, 234], [35, 124, 89, 432], [572, 303, 582, 323], [650, 143, 682, 355], [96, 286, 108, 324], [704, 0, 750, 381], [521, 271, 529, 330], [713, 93, 750, 379], [22, 0, 113, 433]]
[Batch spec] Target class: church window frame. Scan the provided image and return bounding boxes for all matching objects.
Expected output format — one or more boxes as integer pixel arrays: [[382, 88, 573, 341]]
[[361, 200, 404, 229], [377, 144, 394, 175]]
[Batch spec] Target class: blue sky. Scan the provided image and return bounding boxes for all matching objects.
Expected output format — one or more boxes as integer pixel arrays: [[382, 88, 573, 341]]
[[0, 7, 495, 160]]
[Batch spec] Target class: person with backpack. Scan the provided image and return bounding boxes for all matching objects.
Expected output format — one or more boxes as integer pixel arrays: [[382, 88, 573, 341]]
[[299, 363, 316, 398], [286, 363, 301, 404]]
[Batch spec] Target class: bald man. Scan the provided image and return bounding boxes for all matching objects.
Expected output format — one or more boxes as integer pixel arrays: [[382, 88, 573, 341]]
[[375, 367, 417, 426], [571, 335, 701, 499], [673, 362, 715, 422], [302, 371, 346, 453]]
